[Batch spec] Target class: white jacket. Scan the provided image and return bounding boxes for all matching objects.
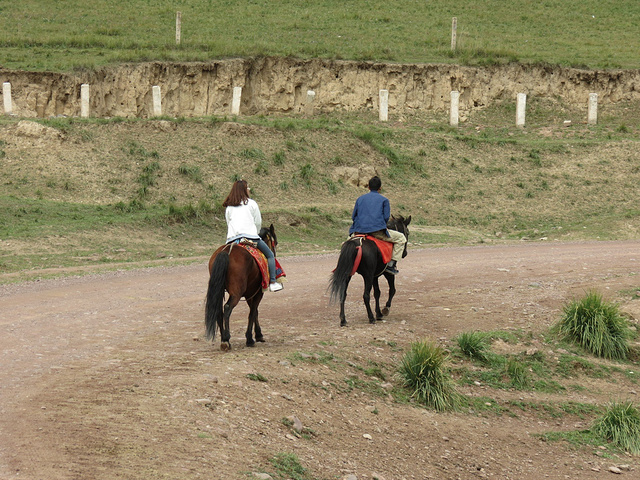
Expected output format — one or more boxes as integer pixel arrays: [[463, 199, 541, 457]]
[[225, 198, 262, 241]]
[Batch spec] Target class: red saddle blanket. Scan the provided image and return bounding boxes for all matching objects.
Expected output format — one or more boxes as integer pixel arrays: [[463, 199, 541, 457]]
[[352, 234, 393, 264], [241, 243, 286, 290]]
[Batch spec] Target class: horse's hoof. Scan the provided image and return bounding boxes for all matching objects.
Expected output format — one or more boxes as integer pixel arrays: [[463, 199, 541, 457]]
[[381, 307, 390, 316], [220, 342, 231, 351], [246, 342, 256, 348], [256, 336, 265, 343], [340, 320, 348, 327], [369, 319, 376, 324]]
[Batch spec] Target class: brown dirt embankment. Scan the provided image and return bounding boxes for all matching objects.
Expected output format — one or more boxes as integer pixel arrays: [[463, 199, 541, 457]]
[[2, 58, 640, 118]]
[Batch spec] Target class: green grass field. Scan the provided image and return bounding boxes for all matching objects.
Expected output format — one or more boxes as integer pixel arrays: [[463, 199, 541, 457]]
[[1, 0, 639, 71]]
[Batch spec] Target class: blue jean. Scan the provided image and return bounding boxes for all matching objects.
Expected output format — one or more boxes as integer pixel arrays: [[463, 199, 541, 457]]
[[256, 238, 276, 283]]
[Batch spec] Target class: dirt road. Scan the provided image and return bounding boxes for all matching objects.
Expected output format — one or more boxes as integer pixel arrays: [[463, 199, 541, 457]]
[[2, 241, 640, 479]]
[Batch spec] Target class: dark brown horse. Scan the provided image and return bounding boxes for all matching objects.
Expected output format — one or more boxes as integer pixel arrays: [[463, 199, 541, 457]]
[[205, 224, 278, 350], [329, 215, 411, 326]]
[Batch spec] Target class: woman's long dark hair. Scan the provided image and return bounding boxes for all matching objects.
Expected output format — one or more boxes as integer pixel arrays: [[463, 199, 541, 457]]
[[222, 180, 250, 207]]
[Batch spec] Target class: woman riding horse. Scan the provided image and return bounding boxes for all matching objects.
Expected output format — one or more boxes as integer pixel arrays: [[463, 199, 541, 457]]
[[205, 180, 282, 351]]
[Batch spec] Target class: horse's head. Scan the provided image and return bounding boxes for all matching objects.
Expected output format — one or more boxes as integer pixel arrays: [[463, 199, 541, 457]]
[[388, 214, 411, 258], [259, 224, 278, 256]]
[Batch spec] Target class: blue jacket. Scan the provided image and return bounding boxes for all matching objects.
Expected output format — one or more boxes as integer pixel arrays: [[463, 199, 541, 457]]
[[349, 190, 390, 235]]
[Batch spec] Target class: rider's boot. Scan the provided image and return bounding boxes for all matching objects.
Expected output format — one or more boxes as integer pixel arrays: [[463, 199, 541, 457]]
[[385, 260, 399, 275]]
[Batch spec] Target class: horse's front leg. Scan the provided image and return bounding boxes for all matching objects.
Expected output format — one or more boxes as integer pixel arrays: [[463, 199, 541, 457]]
[[381, 272, 396, 316], [221, 295, 239, 351], [362, 276, 376, 324], [246, 292, 264, 347], [373, 276, 383, 321]]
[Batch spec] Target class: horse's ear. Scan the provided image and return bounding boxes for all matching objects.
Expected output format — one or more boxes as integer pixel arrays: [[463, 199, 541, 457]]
[[405, 215, 411, 226], [269, 223, 275, 233]]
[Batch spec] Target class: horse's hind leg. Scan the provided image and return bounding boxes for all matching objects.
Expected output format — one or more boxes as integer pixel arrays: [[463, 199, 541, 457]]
[[373, 277, 383, 321], [362, 277, 376, 324], [339, 277, 351, 327], [221, 295, 240, 351], [246, 293, 264, 347]]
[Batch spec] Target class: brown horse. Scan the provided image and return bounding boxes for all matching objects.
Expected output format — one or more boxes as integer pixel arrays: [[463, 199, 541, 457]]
[[204, 224, 278, 350]]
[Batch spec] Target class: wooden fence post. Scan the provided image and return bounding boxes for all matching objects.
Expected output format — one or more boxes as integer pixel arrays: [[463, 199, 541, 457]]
[[451, 17, 458, 51], [176, 12, 182, 45]]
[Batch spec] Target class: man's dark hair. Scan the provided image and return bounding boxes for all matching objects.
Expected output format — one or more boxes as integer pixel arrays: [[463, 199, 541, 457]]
[[368, 176, 382, 191]]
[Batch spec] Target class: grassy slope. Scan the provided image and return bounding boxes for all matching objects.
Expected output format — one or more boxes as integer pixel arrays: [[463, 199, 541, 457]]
[[1, 1, 640, 71], [1, 103, 639, 281]]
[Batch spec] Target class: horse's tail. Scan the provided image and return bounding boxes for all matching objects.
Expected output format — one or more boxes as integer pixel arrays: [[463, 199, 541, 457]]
[[329, 240, 358, 303], [205, 250, 229, 341]]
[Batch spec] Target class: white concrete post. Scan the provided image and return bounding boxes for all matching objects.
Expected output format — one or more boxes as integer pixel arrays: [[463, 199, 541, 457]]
[[516, 93, 527, 127], [379, 89, 389, 122], [152, 86, 162, 116], [451, 17, 458, 51], [80, 84, 90, 118], [3, 82, 12, 115], [231, 86, 242, 115], [305, 90, 315, 116], [176, 11, 182, 45], [588, 93, 598, 125], [450, 90, 460, 127]]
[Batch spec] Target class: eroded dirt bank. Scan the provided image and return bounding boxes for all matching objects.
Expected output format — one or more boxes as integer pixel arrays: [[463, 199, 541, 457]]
[[1, 58, 640, 118]]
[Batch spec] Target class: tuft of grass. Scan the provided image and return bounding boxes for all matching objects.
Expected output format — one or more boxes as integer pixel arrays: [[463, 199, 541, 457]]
[[273, 150, 286, 166], [592, 401, 640, 454], [553, 291, 631, 359], [456, 331, 490, 363], [254, 159, 270, 175], [178, 164, 203, 183], [397, 339, 460, 411], [268, 452, 319, 480], [506, 358, 529, 389], [240, 147, 264, 159], [165, 199, 217, 223], [246, 373, 268, 382], [287, 351, 335, 365]]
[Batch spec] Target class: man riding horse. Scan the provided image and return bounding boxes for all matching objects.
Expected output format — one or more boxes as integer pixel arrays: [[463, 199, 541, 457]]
[[349, 176, 406, 275]]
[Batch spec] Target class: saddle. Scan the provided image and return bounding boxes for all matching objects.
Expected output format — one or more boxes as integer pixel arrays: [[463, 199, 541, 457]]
[[351, 234, 393, 264], [228, 238, 286, 290]]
